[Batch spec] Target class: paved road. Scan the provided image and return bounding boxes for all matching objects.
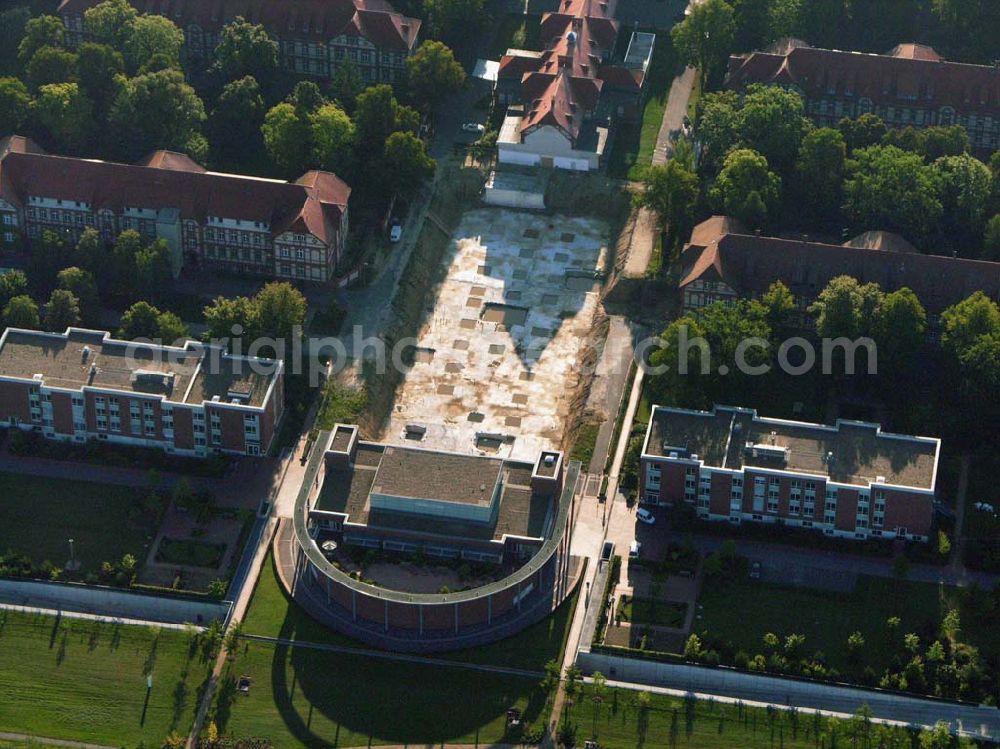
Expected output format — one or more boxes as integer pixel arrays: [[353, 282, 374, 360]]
[[585, 316, 637, 474], [651, 66, 697, 167]]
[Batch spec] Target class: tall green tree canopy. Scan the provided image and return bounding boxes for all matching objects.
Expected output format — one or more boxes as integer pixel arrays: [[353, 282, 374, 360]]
[[424, 0, 485, 47], [33, 82, 94, 152], [4, 295, 40, 329], [710, 148, 781, 228], [109, 68, 206, 157], [310, 102, 355, 174], [843, 145, 943, 247], [17, 15, 65, 65], [83, 0, 138, 51], [405, 40, 465, 107], [26, 46, 78, 92], [0, 78, 32, 135], [671, 0, 735, 88], [214, 17, 279, 81], [637, 160, 699, 247], [735, 83, 812, 175], [382, 130, 435, 198], [795, 127, 846, 226], [44, 289, 81, 331], [124, 14, 184, 73]]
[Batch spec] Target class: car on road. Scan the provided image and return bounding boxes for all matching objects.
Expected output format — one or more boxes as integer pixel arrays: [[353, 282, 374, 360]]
[[462, 122, 486, 134], [601, 540, 615, 563], [750, 561, 762, 579], [636, 507, 656, 525], [389, 221, 403, 242], [629, 540, 642, 559]]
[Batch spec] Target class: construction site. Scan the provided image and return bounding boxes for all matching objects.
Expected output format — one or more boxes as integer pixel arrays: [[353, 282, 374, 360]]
[[383, 207, 610, 461]]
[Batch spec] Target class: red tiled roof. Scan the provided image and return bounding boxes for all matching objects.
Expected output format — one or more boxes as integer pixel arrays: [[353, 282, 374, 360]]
[[58, 0, 420, 52], [679, 220, 1000, 315], [0, 139, 350, 244], [136, 150, 206, 173], [726, 44, 1000, 114], [889, 43, 942, 62]]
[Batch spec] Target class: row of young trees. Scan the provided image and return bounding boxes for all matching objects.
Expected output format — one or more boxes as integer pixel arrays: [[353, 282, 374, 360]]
[[639, 84, 1000, 258]]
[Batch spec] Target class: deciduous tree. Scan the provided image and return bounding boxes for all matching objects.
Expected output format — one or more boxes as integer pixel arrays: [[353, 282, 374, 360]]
[[44, 289, 81, 331], [109, 68, 206, 157], [83, 0, 138, 51], [56, 267, 100, 323], [4, 294, 40, 329], [26, 47, 78, 91], [214, 17, 279, 81], [124, 15, 184, 73], [0, 78, 32, 135], [405, 40, 465, 107], [843, 145, 943, 247], [709, 148, 781, 228], [795, 127, 845, 225], [17, 15, 65, 66], [382, 130, 435, 198], [310, 102, 355, 174], [33, 82, 93, 152], [671, 0, 735, 88], [636, 159, 699, 248]]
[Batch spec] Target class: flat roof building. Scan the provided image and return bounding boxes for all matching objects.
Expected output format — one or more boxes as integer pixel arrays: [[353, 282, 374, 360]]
[[641, 405, 941, 542], [289, 425, 579, 651], [0, 327, 283, 456]]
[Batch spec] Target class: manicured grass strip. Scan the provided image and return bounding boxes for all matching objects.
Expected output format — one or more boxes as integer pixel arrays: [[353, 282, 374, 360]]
[[0, 610, 210, 746], [0, 472, 156, 573], [567, 684, 910, 748]]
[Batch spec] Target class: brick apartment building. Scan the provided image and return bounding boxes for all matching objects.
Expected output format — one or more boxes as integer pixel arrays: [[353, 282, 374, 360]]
[[678, 216, 1000, 326], [0, 135, 350, 282], [640, 405, 941, 542], [725, 41, 1000, 154], [0, 327, 284, 457], [58, 0, 420, 85], [494, 0, 655, 171]]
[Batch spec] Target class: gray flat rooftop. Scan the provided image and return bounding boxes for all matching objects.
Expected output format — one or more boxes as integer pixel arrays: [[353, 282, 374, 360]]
[[0, 329, 273, 406], [646, 406, 939, 490], [313, 442, 554, 541], [372, 447, 503, 506]]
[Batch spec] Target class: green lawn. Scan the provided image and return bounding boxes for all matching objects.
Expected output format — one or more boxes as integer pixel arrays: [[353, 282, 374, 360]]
[[696, 575, 998, 674], [0, 472, 156, 573], [566, 683, 913, 748], [617, 595, 686, 628], [571, 421, 602, 468], [607, 35, 680, 180], [216, 641, 550, 747], [0, 610, 210, 746]]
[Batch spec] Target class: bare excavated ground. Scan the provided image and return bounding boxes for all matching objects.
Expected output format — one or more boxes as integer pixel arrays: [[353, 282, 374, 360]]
[[383, 208, 610, 462]]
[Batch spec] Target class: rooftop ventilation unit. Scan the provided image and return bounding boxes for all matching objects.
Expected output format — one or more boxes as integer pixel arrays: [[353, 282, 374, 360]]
[[544, 454, 556, 466], [131, 369, 175, 390], [875, 475, 886, 483], [81, 346, 91, 362], [746, 443, 789, 462]]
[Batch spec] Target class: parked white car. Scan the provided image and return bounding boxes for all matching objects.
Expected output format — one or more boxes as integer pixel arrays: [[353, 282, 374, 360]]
[[462, 122, 486, 134], [636, 507, 656, 525], [389, 222, 403, 243]]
